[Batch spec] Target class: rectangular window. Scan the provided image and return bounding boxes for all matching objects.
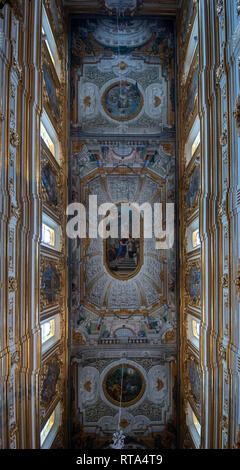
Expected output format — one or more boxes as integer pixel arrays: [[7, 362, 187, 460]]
[[41, 213, 62, 251], [191, 131, 200, 156], [41, 314, 61, 354], [192, 319, 200, 340], [42, 6, 61, 79], [40, 122, 55, 157], [41, 319, 55, 344], [185, 116, 200, 166], [42, 223, 55, 248], [192, 228, 200, 248], [40, 411, 55, 447], [193, 411, 201, 435], [42, 27, 56, 66]]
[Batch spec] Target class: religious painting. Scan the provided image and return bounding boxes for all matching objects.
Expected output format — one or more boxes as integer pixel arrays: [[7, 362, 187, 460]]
[[182, 0, 194, 44], [102, 81, 143, 121], [103, 364, 146, 407], [41, 264, 60, 303], [184, 69, 198, 123], [186, 265, 201, 303], [104, 205, 143, 280], [43, 61, 61, 121], [186, 165, 200, 209], [41, 360, 60, 404], [41, 163, 59, 207], [188, 360, 201, 403]]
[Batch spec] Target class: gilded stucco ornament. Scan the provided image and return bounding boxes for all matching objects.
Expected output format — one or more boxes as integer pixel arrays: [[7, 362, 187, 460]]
[[234, 262, 240, 300], [216, 0, 224, 16], [233, 94, 240, 135], [10, 203, 21, 219], [220, 274, 229, 289], [218, 343, 227, 361], [216, 62, 224, 85], [220, 129, 228, 147], [9, 422, 18, 448], [10, 129, 20, 147], [12, 58, 22, 82], [221, 415, 228, 432], [217, 199, 227, 218], [11, 350, 20, 366], [8, 277, 17, 292]]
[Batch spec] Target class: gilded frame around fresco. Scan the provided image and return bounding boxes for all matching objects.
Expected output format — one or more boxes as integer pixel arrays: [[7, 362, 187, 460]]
[[102, 363, 146, 408], [102, 202, 144, 281]]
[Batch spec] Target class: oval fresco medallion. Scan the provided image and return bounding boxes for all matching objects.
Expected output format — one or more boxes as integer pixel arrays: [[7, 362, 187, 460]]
[[103, 364, 146, 407], [102, 81, 143, 121]]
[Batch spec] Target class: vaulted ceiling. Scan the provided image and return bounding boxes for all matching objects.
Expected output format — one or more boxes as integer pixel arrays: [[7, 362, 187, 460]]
[[63, 0, 180, 16]]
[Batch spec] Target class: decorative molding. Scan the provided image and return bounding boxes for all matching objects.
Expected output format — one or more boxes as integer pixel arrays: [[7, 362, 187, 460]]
[[216, 62, 224, 85], [8, 277, 17, 292], [220, 130, 228, 147], [220, 274, 229, 289], [10, 129, 20, 147], [235, 262, 240, 300], [218, 343, 227, 362], [233, 94, 240, 135], [216, 0, 224, 16]]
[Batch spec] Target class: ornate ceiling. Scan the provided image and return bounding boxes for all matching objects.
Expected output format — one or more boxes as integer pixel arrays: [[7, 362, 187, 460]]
[[68, 11, 178, 449], [63, 0, 180, 16]]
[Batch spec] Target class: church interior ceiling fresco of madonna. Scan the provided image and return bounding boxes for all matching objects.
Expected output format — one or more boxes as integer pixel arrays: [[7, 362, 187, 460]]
[[1, 0, 240, 455]]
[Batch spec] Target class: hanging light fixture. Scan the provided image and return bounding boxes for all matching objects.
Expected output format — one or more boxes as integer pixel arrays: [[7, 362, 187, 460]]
[[110, 363, 126, 449]]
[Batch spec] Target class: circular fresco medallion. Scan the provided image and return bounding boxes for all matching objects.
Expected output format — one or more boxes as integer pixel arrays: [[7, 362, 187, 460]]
[[102, 81, 144, 122], [103, 364, 146, 407]]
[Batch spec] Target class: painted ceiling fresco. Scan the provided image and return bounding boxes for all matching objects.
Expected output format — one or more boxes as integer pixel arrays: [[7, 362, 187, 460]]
[[69, 15, 178, 449], [70, 16, 175, 136]]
